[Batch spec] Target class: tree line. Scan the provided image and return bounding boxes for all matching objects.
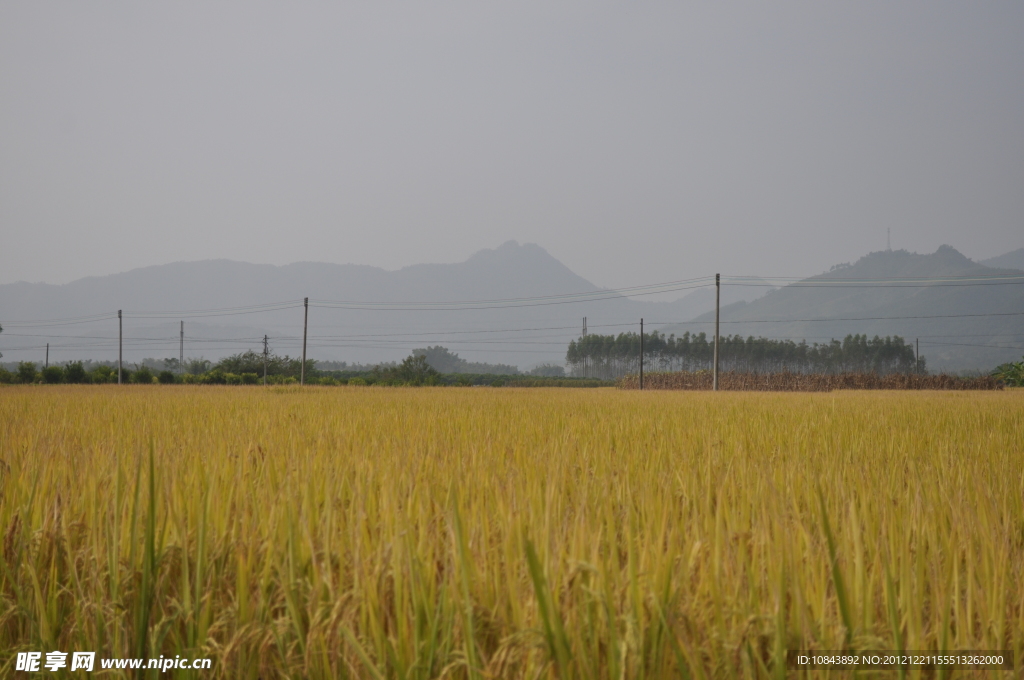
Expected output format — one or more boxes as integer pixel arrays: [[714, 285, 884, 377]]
[[0, 350, 316, 385], [0, 348, 597, 387], [566, 331, 923, 379]]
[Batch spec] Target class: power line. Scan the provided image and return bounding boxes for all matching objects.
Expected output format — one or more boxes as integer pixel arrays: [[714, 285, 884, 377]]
[[725, 274, 1024, 284], [4, 270, 1022, 325], [310, 283, 715, 311], [726, 281, 1024, 288], [647, 311, 1024, 325], [917, 340, 1024, 350]]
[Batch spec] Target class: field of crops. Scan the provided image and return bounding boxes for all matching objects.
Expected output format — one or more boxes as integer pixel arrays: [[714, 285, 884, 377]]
[[619, 371, 1004, 391], [1, 386, 1022, 678]]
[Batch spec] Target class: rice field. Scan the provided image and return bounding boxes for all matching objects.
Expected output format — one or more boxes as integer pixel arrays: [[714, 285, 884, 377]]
[[1, 385, 1022, 679], [619, 371, 1004, 391]]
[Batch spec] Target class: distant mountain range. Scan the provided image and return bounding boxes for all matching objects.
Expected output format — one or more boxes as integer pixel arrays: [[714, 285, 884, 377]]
[[980, 247, 1024, 271], [0, 241, 1020, 371], [673, 245, 1024, 372], [0, 242, 765, 370]]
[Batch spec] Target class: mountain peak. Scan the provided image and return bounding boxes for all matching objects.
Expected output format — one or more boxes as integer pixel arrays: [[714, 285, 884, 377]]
[[467, 240, 548, 262], [819, 245, 980, 281], [933, 244, 972, 265]]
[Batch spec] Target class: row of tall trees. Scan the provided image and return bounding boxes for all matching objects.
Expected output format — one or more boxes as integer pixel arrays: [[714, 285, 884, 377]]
[[566, 331, 922, 379]]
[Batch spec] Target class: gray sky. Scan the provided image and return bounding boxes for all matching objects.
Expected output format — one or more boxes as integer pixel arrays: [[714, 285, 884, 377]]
[[2, 2, 1022, 290]]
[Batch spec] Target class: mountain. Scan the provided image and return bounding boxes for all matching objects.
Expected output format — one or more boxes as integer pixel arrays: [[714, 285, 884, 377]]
[[6, 242, 1014, 372], [980, 247, 1024, 272], [0, 241, 765, 369], [670, 246, 1024, 372]]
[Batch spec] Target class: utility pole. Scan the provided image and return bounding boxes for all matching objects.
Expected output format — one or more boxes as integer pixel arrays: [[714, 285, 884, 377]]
[[582, 316, 587, 378], [887, 228, 891, 251], [179, 321, 184, 374], [640, 318, 644, 391], [713, 274, 720, 391], [301, 297, 308, 386], [916, 338, 920, 374], [263, 334, 269, 386], [118, 310, 123, 385], [45, 343, 49, 369]]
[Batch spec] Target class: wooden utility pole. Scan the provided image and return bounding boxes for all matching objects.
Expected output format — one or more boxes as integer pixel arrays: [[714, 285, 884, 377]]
[[263, 334, 269, 386], [179, 321, 184, 374], [301, 297, 308, 385], [713, 274, 720, 391], [582, 317, 587, 378], [118, 310, 123, 385], [640, 318, 644, 391], [45, 343, 49, 369]]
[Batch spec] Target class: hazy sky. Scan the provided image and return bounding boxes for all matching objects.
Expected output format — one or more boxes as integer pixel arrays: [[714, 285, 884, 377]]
[[2, 3, 1022, 290]]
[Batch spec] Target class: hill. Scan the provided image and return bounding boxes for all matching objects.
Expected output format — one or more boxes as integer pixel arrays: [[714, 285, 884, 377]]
[[980, 247, 1024, 271], [0, 242, 764, 369], [5, 243, 1015, 372], [671, 246, 1024, 372]]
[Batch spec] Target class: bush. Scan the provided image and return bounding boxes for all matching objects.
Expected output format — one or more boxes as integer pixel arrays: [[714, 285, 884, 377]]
[[132, 367, 153, 384], [158, 370, 176, 384], [348, 377, 366, 386], [991, 357, 1024, 387], [64, 362, 89, 384], [226, 373, 243, 385], [0, 367, 12, 384], [201, 370, 227, 385], [91, 365, 116, 383], [41, 366, 64, 384], [17, 362, 37, 384], [241, 373, 259, 385]]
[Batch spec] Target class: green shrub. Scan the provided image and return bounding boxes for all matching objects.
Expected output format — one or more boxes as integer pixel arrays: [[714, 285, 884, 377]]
[[132, 367, 154, 384], [226, 373, 243, 385], [991, 357, 1024, 387], [17, 362, 37, 384], [241, 373, 259, 385], [41, 366, 64, 384], [64, 362, 89, 384], [0, 367, 12, 384], [348, 377, 366, 386], [91, 365, 116, 383], [158, 370, 176, 384], [201, 370, 227, 385]]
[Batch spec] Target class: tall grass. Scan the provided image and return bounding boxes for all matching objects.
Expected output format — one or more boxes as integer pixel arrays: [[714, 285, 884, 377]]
[[0, 386, 1021, 678]]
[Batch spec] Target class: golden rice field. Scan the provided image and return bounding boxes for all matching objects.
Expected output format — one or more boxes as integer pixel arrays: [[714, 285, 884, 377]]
[[1, 386, 1022, 679]]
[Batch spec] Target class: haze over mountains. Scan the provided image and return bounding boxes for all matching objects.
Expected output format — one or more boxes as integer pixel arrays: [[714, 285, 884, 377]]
[[676, 245, 1024, 371], [980, 247, 1024, 271], [0, 242, 764, 370], [0, 241, 1021, 372]]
